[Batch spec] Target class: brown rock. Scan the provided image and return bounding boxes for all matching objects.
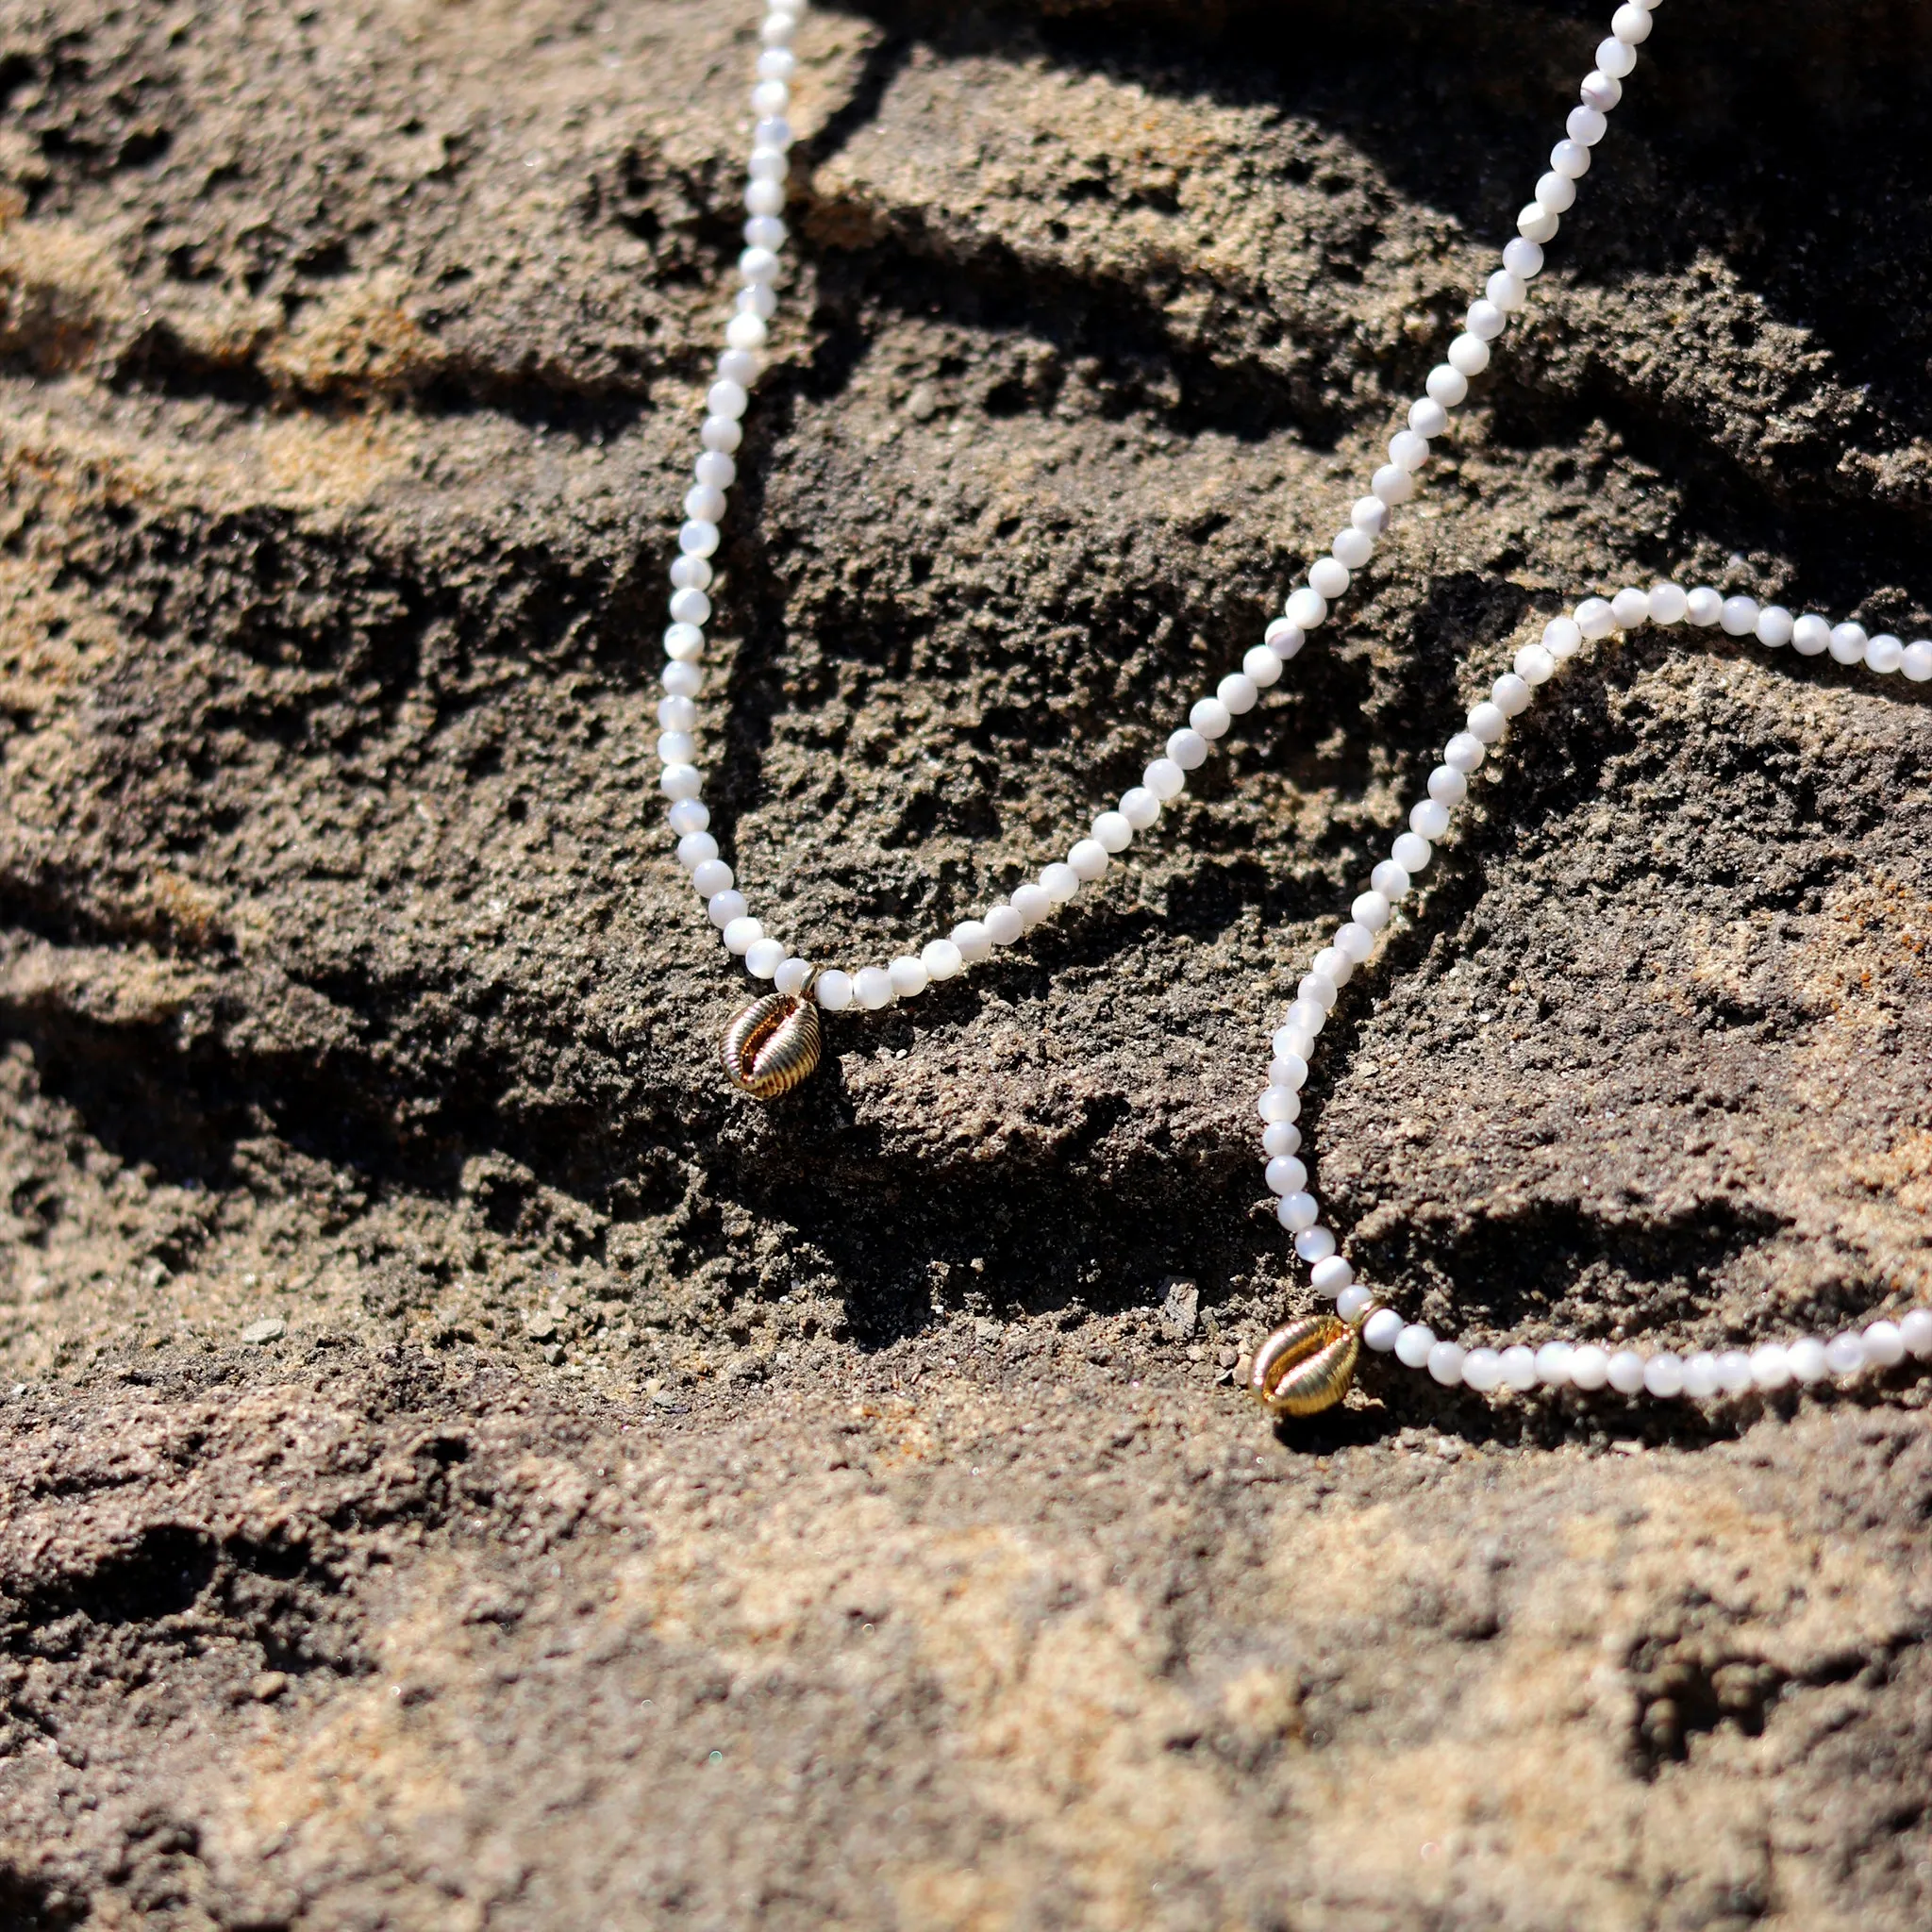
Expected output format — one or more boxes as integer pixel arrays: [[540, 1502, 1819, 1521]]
[[0, 0, 1928, 1925]]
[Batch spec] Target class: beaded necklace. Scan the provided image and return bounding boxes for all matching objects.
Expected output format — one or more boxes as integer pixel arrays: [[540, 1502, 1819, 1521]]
[[656, 0, 1932, 1414]]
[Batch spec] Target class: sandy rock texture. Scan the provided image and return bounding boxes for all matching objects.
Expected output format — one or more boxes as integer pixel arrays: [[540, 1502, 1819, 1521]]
[[0, 0, 1929, 1924]]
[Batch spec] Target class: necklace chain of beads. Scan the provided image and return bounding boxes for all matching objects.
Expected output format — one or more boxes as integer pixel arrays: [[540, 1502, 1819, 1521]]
[[655, 0, 1932, 1408]]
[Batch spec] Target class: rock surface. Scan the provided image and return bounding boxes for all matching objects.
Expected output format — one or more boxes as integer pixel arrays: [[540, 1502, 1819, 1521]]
[[0, 0, 1929, 1925]]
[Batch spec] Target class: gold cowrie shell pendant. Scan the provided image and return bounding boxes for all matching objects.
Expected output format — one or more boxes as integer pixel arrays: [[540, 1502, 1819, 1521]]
[[722, 992, 822, 1100], [1248, 1312, 1359, 1417]]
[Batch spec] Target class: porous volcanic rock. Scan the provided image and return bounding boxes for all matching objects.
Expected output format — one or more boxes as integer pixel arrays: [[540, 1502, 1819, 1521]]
[[0, 1, 1928, 1926]]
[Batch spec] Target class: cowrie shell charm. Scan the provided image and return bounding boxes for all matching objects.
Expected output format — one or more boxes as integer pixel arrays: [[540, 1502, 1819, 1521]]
[[1248, 1312, 1359, 1417], [722, 991, 823, 1100]]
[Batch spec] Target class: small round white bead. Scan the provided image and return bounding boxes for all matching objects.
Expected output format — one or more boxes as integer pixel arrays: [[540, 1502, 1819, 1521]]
[[1462, 1347, 1503, 1392], [1310, 1257, 1354, 1297], [1791, 613, 1832, 657], [1427, 1341, 1466, 1387], [1407, 398, 1449, 441], [1394, 1324, 1435, 1369], [1863, 1319, 1906, 1367], [1543, 616, 1582, 659], [745, 937, 785, 978], [1491, 673, 1531, 718], [815, 969, 854, 1011], [1287, 587, 1329, 630], [1276, 1191, 1320, 1233], [1167, 729, 1209, 771], [1786, 1336, 1828, 1385], [1607, 1350, 1645, 1394], [888, 955, 928, 998], [1566, 105, 1607, 147], [1391, 831, 1432, 874], [1466, 301, 1507, 341], [1517, 202, 1558, 246], [1575, 597, 1616, 641], [1580, 70, 1622, 113], [1466, 701, 1507, 744], [921, 938, 963, 981], [723, 915, 763, 956], [1610, 586, 1651, 629], [1040, 862, 1079, 904], [1293, 1226, 1335, 1263], [1646, 581, 1688, 625], [1829, 622, 1868, 665], [1500, 1346, 1539, 1392], [1720, 594, 1760, 637], [1265, 1156, 1307, 1197], [1372, 466, 1415, 507], [1389, 429, 1432, 472], [984, 905, 1024, 946], [1503, 238, 1544, 282], [1010, 883, 1051, 926], [1068, 839, 1109, 883], [1642, 1354, 1684, 1399], [1308, 556, 1351, 600], [1550, 139, 1591, 181], [774, 957, 812, 995], [1092, 811, 1133, 854], [1333, 526, 1374, 570], [1191, 698, 1232, 741], [1824, 1331, 1866, 1377], [1595, 34, 1638, 78], [1363, 1308, 1403, 1353], [952, 921, 992, 964], [854, 966, 895, 1010], [1568, 1344, 1610, 1391]]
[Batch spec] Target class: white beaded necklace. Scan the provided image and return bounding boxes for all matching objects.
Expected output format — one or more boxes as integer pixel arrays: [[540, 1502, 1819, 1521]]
[[658, 0, 1932, 1413]]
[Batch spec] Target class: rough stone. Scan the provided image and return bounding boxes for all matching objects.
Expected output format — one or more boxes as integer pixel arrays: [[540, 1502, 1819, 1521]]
[[0, 0, 1929, 1925]]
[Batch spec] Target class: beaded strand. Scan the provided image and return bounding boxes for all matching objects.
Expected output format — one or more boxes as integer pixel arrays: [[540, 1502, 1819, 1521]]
[[659, 0, 1931, 1405], [660, 0, 1666, 1012], [1261, 587, 1932, 1402]]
